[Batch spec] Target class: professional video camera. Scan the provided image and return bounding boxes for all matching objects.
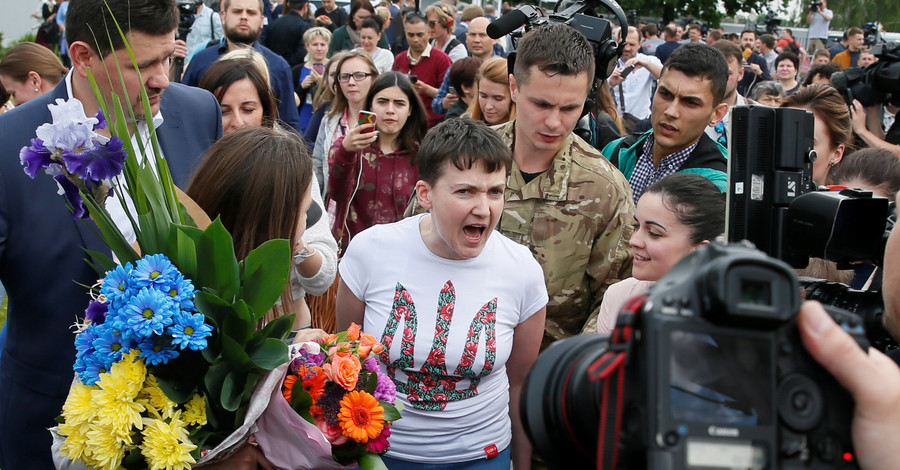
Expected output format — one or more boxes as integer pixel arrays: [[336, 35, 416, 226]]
[[175, 0, 202, 79], [831, 41, 900, 107], [522, 241, 866, 469], [762, 10, 781, 35], [809, 1, 823, 12], [727, 105, 896, 350]]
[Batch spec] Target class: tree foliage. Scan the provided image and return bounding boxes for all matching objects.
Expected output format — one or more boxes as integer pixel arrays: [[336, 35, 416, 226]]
[[827, 0, 900, 31]]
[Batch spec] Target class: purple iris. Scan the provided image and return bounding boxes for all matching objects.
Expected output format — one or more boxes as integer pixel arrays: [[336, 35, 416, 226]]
[[53, 174, 88, 219], [85, 299, 108, 324], [19, 139, 53, 179], [62, 136, 127, 181]]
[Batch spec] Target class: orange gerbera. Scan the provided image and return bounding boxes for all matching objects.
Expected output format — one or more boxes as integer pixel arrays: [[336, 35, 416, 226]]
[[302, 367, 327, 404], [282, 374, 298, 402], [338, 390, 385, 443]]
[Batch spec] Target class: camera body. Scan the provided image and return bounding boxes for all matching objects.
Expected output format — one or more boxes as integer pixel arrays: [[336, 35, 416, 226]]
[[522, 242, 867, 469], [810, 1, 823, 11], [619, 242, 863, 469]]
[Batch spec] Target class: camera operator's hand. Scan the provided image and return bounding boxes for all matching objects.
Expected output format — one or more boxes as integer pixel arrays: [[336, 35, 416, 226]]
[[608, 67, 626, 87], [850, 100, 900, 157], [173, 39, 188, 60], [624, 57, 662, 79], [798, 301, 900, 470]]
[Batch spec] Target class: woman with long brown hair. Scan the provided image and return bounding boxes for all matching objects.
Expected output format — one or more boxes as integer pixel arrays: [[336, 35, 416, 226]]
[[0, 42, 67, 106], [467, 57, 515, 126], [187, 127, 332, 340]]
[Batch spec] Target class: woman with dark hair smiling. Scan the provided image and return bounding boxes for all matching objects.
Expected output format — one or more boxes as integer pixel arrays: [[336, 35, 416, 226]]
[[327, 71, 427, 250]]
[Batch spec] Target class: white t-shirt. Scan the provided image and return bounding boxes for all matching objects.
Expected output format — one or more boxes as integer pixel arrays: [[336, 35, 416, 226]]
[[610, 53, 661, 120], [340, 214, 548, 463]]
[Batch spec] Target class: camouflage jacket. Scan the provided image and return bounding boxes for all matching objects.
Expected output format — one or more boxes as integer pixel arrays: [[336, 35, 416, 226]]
[[406, 121, 635, 342]]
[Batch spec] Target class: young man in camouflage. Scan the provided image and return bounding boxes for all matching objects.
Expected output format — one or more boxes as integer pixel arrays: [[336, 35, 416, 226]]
[[410, 23, 634, 347]]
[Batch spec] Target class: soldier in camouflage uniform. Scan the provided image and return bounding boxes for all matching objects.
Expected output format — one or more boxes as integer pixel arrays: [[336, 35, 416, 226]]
[[409, 23, 635, 347]]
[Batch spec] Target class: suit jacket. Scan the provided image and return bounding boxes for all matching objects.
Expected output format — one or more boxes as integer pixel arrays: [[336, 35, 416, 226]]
[[0, 80, 222, 469], [264, 10, 311, 67]]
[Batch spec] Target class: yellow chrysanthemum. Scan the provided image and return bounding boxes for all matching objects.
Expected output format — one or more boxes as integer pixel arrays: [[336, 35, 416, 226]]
[[61, 381, 98, 426], [141, 411, 197, 470], [91, 383, 145, 438], [118, 349, 148, 383], [57, 421, 91, 462], [182, 393, 207, 427], [139, 383, 176, 419], [85, 426, 127, 470]]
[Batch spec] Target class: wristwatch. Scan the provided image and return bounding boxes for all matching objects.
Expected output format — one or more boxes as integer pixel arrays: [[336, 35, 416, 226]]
[[293, 245, 316, 264]]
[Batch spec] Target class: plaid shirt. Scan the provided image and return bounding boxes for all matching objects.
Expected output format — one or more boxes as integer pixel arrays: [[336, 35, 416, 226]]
[[628, 135, 699, 205]]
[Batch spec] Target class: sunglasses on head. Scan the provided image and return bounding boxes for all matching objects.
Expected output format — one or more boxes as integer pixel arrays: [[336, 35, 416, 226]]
[[405, 10, 425, 20]]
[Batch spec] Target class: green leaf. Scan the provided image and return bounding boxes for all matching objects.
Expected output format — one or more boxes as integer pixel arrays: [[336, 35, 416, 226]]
[[196, 218, 240, 302], [364, 370, 378, 394], [221, 370, 243, 411], [247, 338, 289, 370], [81, 194, 139, 264], [204, 361, 230, 409], [194, 290, 232, 332], [240, 239, 291, 319], [290, 385, 313, 414], [222, 304, 254, 346], [358, 453, 389, 470], [256, 313, 295, 342], [83, 248, 117, 275], [165, 225, 202, 279], [381, 402, 402, 422]]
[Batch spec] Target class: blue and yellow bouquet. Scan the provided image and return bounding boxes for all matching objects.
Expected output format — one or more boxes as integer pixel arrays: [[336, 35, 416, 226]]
[[25, 22, 297, 470]]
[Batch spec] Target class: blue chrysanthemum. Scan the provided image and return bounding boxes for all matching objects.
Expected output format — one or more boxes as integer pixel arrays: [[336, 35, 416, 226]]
[[132, 254, 178, 290], [138, 336, 179, 365], [165, 273, 196, 311], [100, 262, 135, 310], [79, 355, 108, 386], [62, 135, 126, 182], [168, 311, 213, 351], [19, 138, 53, 179], [74, 323, 100, 358], [92, 323, 133, 365], [122, 287, 176, 338]]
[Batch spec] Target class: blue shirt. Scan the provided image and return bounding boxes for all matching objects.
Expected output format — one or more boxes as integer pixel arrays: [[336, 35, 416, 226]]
[[181, 40, 302, 131]]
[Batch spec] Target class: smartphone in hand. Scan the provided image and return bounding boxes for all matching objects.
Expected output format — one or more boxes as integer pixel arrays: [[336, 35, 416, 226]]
[[620, 64, 636, 79], [408, 75, 418, 83], [358, 111, 377, 133]]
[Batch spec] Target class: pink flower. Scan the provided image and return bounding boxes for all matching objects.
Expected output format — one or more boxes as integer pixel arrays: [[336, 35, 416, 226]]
[[317, 417, 350, 445], [366, 425, 391, 453]]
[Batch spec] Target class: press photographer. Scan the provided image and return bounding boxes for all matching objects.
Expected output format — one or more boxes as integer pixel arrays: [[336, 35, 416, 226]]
[[806, 0, 833, 54]]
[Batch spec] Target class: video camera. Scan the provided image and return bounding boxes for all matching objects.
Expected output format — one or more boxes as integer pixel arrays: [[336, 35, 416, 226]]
[[522, 241, 867, 469], [809, 1, 823, 12], [831, 41, 900, 107]]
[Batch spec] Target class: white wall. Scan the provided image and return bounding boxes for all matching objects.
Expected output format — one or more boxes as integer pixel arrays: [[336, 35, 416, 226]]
[[0, 0, 42, 47]]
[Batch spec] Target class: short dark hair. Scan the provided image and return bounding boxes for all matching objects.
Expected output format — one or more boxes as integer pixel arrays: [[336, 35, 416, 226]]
[[449, 57, 482, 95], [710, 40, 742, 64], [847, 27, 864, 37], [363, 71, 427, 157], [775, 51, 799, 70], [417, 119, 512, 185], [360, 16, 383, 34], [66, 0, 179, 58], [644, 173, 726, 245], [641, 23, 658, 37], [801, 62, 841, 86], [661, 43, 728, 105], [740, 29, 757, 39], [783, 28, 794, 37], [513, 23, 595, 88], [759, 33, 776, 49]]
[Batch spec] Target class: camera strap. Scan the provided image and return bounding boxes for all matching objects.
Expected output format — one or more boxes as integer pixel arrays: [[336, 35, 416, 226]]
[[587, 293, 646, 470]]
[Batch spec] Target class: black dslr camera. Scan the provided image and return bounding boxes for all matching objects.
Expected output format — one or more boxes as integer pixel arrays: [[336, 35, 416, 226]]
[[522, 242, 867, 469]]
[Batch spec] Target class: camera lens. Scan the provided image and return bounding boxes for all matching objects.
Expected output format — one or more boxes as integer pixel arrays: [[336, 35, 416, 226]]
[[521, 334, 609, 468]]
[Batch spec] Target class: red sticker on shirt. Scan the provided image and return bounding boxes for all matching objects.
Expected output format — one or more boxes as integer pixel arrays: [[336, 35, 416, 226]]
[[484, 444, 499, 459]]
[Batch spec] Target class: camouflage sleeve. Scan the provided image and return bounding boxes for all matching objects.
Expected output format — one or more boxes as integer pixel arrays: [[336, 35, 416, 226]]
[[580, 181, 635, 334], [402, 193, 428, 219]]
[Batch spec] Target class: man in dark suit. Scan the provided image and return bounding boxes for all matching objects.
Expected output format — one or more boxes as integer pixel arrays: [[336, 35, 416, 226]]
[[0, 0, 222, 467], [264, 0, 312, 67]]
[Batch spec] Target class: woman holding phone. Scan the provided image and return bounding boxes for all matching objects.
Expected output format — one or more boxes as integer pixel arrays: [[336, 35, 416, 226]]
[[296, 26, 333, 133], [326, 71, 428, 250]]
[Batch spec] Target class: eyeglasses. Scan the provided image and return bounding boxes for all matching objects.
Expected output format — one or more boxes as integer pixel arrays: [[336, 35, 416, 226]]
[[428, 20, 441, 27], [405, 10, 425, 20], [338, 72, 373, 83]]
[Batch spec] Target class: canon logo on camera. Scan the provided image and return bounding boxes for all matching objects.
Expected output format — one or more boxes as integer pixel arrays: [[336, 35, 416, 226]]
[[707, 426, 740, 437]]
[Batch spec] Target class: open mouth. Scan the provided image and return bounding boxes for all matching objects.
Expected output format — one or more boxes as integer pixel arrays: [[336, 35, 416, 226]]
[[463, 225, 486, 242], [635, 254, 650, 261]]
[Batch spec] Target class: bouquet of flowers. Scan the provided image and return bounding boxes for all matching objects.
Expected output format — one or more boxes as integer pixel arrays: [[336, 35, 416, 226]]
[[26, 20, 297, 470], [263, 323, 401, 470]]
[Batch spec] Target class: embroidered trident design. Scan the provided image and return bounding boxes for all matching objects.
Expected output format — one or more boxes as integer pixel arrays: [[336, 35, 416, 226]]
[[379, 281, 497, 411]]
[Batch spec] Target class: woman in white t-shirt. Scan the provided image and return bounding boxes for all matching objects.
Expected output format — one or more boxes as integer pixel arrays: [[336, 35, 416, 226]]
[[597, 173, 726, 333], [337, 119, 548, 470]]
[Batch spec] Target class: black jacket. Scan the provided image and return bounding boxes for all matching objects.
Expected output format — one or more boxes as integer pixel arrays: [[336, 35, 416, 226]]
[[264, 10, 312, 67]]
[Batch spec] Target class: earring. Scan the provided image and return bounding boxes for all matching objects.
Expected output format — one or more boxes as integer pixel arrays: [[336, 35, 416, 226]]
[[34, 88, 39, 93]]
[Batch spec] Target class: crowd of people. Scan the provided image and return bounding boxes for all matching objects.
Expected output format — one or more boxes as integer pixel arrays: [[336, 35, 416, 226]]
[[2, 0, 900, 468]]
